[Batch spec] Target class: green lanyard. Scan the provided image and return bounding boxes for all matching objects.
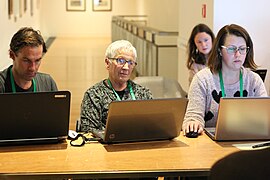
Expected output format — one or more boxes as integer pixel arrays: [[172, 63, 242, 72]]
[[219, 70, 243, 97], [107, 79, 136, 101], [10, 68, 36, 93]]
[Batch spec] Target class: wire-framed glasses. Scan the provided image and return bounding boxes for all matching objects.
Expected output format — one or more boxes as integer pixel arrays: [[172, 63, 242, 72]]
[[108, 58, 137, 68], [221, 45, 249, 55]]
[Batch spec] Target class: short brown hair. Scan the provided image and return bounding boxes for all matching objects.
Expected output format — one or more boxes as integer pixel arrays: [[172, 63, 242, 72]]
[[9, 27, 47, 55]]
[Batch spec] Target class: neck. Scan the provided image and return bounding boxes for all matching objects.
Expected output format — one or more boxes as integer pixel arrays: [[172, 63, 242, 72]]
[[221, 68, 240, 85], [12, 68, 32, 89], [204, 54, 208, 60], [108, 79, 127, 91]]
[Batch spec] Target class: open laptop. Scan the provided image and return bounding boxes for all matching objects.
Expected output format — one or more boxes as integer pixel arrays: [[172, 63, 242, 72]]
[[0, 91, 71, 146], [205, 97, 270, 141], [92, 98, 188, 144]]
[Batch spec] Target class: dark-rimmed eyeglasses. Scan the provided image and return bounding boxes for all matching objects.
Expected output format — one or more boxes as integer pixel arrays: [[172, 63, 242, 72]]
[[108, 58, 137, 68], [221, 45, 249, 55]]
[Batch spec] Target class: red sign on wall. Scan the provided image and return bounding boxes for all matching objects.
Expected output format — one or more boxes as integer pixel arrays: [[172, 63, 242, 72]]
[[202, 4, 206, 18]]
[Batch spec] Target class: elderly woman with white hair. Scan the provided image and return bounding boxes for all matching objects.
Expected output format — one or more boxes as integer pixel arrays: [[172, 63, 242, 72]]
[[79, 40, 153, 132]]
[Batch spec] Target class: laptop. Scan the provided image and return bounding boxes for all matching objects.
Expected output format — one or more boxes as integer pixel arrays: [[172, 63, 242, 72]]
[[92, 98, 188, 144], [205, 97, 270, 141], [0, 91, 71, 146], [253, 69, 267, 82]]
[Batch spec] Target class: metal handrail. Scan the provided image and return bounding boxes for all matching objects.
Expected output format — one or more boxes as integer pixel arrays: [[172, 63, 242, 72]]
[[112, 15, 178, 44], [112, 15, 178, 77]]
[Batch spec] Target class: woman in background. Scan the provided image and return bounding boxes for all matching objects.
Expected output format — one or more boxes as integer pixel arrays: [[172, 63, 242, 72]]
[[186, 24, 215, 85]]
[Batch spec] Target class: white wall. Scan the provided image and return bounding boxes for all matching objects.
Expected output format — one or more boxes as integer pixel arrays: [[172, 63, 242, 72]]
[[39, 0, 179, 38], [0, 0, 41, 69], [40, 0, 141, 38], [141, 0, 179, 31]]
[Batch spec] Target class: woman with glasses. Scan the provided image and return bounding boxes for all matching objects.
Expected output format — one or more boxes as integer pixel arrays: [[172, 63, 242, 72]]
[[182, 24, 267, 136], [187, 23, 215, 85], [79, 40, 153, 132]]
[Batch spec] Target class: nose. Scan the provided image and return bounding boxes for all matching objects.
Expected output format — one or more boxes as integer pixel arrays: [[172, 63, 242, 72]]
[[201, 41, 207, 48], [28, 62, 38, 71], [234, 49, 241, 57], [122, 62, 129, 69]]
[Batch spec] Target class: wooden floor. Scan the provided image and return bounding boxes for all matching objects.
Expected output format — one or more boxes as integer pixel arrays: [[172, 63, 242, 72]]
[[39, 37, 111, 130]]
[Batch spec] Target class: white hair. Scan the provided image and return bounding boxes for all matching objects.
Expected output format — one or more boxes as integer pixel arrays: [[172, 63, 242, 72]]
[[105, 40, 137, 60]]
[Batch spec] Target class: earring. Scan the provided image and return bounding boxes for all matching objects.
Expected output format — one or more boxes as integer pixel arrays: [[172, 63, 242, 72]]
[[218, 49, 222, 56]]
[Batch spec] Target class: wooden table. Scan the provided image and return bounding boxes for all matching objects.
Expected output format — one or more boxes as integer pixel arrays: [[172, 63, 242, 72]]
[[0, 132, 240, 179]]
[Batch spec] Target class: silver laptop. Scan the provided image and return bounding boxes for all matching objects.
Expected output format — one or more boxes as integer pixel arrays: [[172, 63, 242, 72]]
[[92, 98, 188, 144], [0, 91, 71, 146], [205, 97, 270, 141]]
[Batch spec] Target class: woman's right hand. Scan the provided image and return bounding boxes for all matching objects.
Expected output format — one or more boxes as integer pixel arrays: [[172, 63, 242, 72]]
[[182, 120, 204, 135]]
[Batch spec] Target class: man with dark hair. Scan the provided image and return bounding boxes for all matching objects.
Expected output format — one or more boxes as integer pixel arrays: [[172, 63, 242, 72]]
[[0, 27, 57, 93]]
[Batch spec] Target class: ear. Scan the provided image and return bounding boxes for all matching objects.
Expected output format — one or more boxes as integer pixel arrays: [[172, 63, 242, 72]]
[[105, 58, 110, 70], [218, 49, 222, 56], [9, 50, 16, 60]]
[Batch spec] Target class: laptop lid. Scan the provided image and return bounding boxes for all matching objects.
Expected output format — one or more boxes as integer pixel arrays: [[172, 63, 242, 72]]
[[253, 69, 267, 82], [96, 98, 188, 144], [205, 97, 270, 141], [0, 91, 71, 146]]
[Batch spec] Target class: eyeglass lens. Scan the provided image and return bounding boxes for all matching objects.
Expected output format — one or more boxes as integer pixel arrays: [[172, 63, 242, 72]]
[[222, 45, 249, 55], [110, 58, 137, 67]]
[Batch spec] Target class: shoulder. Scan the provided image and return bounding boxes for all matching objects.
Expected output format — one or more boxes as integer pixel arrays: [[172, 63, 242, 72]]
[[194, 68, 214, 82], [85, 80, 108, 93], [35, 72, 54, 81], [0, 67, 8, 80], [242, 68, 266, 87], [129, 80, 151, 91], [190, 68, 217, 92], [129, 80, 153, 99], [0, 68, 9, 92], [191, 63, 206, 73], [35, 72, 58, 91], [242, 68, 261, 80]]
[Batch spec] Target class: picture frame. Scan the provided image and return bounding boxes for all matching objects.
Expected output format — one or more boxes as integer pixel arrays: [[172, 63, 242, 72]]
[[8, 0, 13, 19], [30, 0, 33, 16], [66, 0, 86, 11], [92, 0, 112, 12]]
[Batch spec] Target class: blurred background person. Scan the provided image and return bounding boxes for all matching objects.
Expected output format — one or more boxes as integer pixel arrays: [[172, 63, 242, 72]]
[[186, 23, 215, 85]]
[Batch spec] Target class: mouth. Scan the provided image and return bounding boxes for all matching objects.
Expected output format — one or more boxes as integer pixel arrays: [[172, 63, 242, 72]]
[[234, 60, 242, 63], [27, 73, 36, 78], [202, 48, 208, 51], [233, 60, 243, 66], [120, 70, 129, 75]]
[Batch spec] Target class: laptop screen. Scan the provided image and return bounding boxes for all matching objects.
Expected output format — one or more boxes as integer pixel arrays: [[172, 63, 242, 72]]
[[0, 91, 71, 145], [207, 97, 270, 141], [253, 69, 267, 82], [98, 98, 188, 144]]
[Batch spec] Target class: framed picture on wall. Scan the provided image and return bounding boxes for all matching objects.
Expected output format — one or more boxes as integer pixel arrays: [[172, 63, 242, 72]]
[[8, 0, 13, 19], [92, 0, 112, 11], [66, 0, 86, 11]]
